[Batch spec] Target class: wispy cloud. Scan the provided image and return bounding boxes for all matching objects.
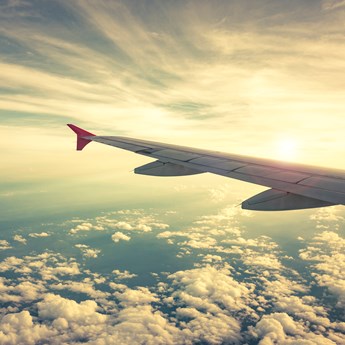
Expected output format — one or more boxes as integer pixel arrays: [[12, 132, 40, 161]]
[[1, 0, 345, 156], [322, 0, 345, 10]]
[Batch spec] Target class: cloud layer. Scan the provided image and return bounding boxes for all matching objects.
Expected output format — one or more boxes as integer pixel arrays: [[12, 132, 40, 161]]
[[0, 205, 344, 344]]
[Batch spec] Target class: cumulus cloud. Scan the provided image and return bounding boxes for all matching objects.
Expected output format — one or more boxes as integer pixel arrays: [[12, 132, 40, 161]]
[[69, 222, 104, 235], [28, 232, 50, 238], [68, 211, 169, 237], [0, 256, 24, 272], [1, 200, 345, 345], [182, 236, 217, 249], [112, 232, 131, 243], [0, 277, 45, 303], [248, 312, 337, 344], [115, 287, 158, 307], [40, 261, 80, 280], [13, 234, 26, 244], [156, 205, 255, 254], [75, 244, 101, 258], [156, 230, 190, 239], [112, 269, 137, 280], [242, 251, 283, 271], [38, 293, 107, 324], [201, 254, 223, 263], [51, 281, 109, 300], [0, 252, 81, 280], [299, 231, 345, 307], [35, 291, 180, 344], [109, 218, 168, 233], [0, 310, 54, 345], [309, 207, 344, 230], [168, 265, 251, 313], [165, 264, 255, 344], [0, 239, 11, 250]]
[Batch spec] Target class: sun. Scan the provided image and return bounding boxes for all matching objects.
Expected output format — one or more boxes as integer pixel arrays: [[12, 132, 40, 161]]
[[277, 138, 298, 161]]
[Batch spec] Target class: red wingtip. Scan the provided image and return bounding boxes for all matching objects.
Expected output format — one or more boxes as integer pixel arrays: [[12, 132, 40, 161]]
[[67, 124, 96, 151]]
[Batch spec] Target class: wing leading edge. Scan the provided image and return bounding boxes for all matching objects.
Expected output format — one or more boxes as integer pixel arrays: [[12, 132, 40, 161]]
[[67, 124, 345, 211]]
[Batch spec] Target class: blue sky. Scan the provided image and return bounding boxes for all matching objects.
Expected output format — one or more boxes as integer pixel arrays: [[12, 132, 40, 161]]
[[1, 1, 345, 344]]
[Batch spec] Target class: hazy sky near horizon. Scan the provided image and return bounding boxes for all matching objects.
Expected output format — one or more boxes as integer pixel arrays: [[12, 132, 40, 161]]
[[1, 1, 345, 344]]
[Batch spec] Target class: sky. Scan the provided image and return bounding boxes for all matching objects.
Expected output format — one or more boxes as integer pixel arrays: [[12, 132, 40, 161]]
[[1, 0, 345, 344], [2, 0, 345, 217]]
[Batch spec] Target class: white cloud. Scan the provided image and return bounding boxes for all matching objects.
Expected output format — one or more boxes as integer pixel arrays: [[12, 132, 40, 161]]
[[112, 221, 134, 231], [28, 232, 50, 238], [248, 312, 337, 344], [177, 307, 242, 344], [13, 234, 26, 244], [208, 184, 231, 203], [299, 231, 345, 307], [111, 232, 131, 243], [109, 282, 128, 291], [222, 236, 278, 249], [115, 287, 158, 307], [0, 239, 11, 250], [68, 211, 169, 237], [39, 261, 81, 280], [75, 244, 101, 258], [95, 304, 181, 345], [112, 269, 137, 280], [0, 256, 24, 272], [166, 265, 253, 344], [35, 292, 181, 344], [0, 311, 54, 345], [38, 293, 107, 324], [69, 222, 104, 235], [51, 281, 109, 300], [202, 254, 223, 263], [309, 207, 344, 230], [156, 230, 190, 239], [242, 251, 283, 271], [155, 205, 257, 255], [182, 236, 217, 249], [0, 277, 45, 303], [0, 252, 81, 281], [168, 265, 251, 312]]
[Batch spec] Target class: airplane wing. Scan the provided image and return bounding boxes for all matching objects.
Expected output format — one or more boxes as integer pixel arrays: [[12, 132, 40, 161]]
[[67, 124, 345, 211]]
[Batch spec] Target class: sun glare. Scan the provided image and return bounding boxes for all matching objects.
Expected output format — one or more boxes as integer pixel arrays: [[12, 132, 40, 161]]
[[277, 138, 298, 161]]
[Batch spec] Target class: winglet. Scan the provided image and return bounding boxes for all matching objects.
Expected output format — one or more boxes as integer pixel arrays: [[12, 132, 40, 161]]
[[67, 124, 96, 151]]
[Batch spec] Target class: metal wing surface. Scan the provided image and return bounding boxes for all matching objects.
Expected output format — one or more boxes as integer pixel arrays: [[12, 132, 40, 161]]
[[68, 124, 345, 211]]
